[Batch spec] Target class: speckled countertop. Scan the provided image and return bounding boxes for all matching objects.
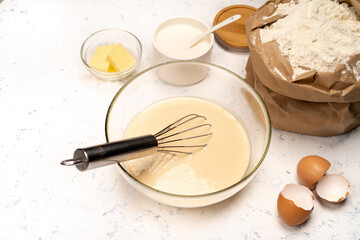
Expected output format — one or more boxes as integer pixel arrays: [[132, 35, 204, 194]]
[[1, 0, 359, 239]]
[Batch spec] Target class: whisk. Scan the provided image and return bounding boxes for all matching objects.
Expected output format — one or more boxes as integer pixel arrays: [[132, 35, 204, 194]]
[[60, 114, 212, 171]]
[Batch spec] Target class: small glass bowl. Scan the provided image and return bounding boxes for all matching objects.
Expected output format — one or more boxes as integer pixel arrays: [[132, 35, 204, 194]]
[[80, 28, 142, 81], [105, 61, 272, 208]]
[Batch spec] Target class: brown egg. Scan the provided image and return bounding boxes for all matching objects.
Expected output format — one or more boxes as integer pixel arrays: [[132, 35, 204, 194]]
[[277, 184, 315, 226], [297, 155, 331, 189]]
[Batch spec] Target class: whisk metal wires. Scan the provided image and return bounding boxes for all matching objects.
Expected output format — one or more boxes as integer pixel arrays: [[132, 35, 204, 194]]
[[60, 114, 212, 171], [155, 114, 212, 154]]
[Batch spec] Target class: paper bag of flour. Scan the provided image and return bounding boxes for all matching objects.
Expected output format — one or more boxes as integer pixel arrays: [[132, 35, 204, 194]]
[[245, 0, 360, 136]]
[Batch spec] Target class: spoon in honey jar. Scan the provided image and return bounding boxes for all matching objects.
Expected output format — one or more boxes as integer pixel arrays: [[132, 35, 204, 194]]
[[187, 14, 241, 48]]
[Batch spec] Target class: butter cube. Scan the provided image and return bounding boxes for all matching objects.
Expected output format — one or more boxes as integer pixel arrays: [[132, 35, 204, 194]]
[[89, 45, 115, 72], [107, 64, 117, 72], [107, 44, 136, 72]]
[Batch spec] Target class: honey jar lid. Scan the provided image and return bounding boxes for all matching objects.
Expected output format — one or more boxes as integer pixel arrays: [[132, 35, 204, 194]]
[[213, 5, 257, 51]]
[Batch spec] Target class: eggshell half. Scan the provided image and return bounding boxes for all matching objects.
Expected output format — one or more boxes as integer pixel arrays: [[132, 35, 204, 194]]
[[277, 184, 315, 226], [297, 155, 331, 189], [316, 174, 350, 203]]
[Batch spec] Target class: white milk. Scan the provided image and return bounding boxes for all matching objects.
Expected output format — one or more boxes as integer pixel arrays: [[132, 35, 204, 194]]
[[153, 17, 214, 85], [155, 23, 211, 59]]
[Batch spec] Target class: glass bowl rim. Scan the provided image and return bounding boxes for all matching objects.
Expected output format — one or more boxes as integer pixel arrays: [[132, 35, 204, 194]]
[[105, 60, 272, 198], [80, 28, 143, 76]]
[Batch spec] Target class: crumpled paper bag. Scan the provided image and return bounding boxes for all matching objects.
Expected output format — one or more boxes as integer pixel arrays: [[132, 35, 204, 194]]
[[245, 0, 360, 136]]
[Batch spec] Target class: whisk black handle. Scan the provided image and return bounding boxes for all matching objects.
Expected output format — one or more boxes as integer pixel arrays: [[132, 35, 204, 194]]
[[60, 135, 158, 171]]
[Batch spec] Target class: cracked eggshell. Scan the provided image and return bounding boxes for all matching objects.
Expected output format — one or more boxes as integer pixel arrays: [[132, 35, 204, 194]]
[[277, 184, 315, 226], [316, 174, 350, 203], [297, 155, 331, 189]]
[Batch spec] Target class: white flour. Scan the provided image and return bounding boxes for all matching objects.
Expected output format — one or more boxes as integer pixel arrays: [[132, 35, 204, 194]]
[[260, 0, 360, 78]]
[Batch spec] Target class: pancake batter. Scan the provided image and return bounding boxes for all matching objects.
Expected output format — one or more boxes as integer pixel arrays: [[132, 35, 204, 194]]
[[124, 97, 250, 195]]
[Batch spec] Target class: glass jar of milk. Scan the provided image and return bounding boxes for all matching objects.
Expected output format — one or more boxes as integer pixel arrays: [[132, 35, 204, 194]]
[[153, 16, 214, 85]]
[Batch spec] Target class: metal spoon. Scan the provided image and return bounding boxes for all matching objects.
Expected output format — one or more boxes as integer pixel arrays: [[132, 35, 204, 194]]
[[187, 14, 241, 48]]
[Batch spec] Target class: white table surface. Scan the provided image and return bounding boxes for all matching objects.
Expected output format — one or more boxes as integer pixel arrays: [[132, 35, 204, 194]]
[[1, 0, 359, 239]]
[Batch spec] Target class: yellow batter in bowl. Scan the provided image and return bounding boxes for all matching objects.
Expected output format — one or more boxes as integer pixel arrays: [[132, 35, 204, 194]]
[[124, 96, 250, 195]]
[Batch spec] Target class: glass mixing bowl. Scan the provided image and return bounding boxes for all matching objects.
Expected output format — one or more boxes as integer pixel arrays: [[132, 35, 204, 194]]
[[105, 61, 271, 208]]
